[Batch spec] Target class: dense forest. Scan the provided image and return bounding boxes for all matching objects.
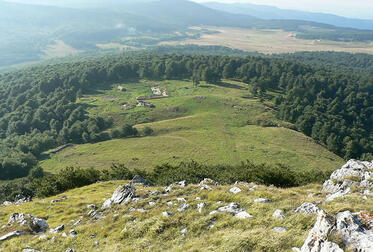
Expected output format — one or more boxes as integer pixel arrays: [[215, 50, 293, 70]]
[[0, 53, 372, 181]]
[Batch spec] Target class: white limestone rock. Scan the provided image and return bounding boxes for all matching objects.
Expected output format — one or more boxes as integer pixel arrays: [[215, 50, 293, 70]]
[[272, 227, 287, 233], [197, 202, 206, 213], [335, 211, 373, 251], [300, 211, 342, 252], [178, 203, 190, 212], [229, 187, 242, 194], [254, 198, 270, 203], [102, 185, 136, 209], [294, 203, 320, 214], [273, 209, 285, 219]]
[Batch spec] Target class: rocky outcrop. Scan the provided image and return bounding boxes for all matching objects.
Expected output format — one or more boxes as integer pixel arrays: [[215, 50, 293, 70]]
[[300, 211, 340, 252], [300, 210, 373, 252], [130, 176, 154, 186], [102, 185, 136, 209], [8, 213, 48, 233], [323, 159, 373, 201], [335, 211, 373, 251], [299, 160, 373, 252]]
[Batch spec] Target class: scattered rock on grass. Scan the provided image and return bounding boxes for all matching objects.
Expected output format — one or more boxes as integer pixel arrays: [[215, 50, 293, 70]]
[[254, 198, 270, 203], [272, 209, 285, 219], [294, 203, 320, 214], [102, 185, 136, 209], [229, 187, 242, 194]]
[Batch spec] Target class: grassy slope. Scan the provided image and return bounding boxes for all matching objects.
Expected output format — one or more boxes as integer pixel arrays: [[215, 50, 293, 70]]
[[0, 181, 371, 251], [40, 79, 343, 174]]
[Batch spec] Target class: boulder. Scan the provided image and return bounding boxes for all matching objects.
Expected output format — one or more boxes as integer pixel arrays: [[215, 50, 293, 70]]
[[273, 209, 285, 219], [3, 201, 12, 206], [300, 210, 341, 252], [335, 211, 373, 251], [102, 185, 136, 209], [8, 213, 48, 233], [229, 187, 242, 194], [323, 159, 373, 201], [131, 175, 154, 186], [0, 230, 23, 242], [200, 184, 212, 191], [299, 210, 373, 252], [30, 217, 49, 233], [294, 203, 320, 214]]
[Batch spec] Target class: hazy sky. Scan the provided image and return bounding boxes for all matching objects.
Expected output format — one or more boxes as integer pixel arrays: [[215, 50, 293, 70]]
[[194, 0, 373, 19]]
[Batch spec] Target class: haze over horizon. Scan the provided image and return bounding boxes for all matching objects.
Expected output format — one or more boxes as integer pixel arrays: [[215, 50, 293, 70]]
[[194, 0, 373, 20]]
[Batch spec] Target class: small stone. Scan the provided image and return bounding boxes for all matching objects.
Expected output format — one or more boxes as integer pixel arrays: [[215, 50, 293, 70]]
[[0, 231, 23, 242], [209, 210, 219, 215], [248, 185, 258, 192], [254, 198, 270, 203], [272, 227, 287, 233], [162, 211, 173, 217], [200, 184, 212, 190], [65, 249, 76, 252], [50, 224, 65, 233], [39, 234, 48, 240], [229, 187, 242, 194], [195, 197, 201, 200], [273, 209, 285, 219], [137, 209, 146, 213], [22, 249, 40, 252], [178, 203, 190, 212], [149, 201, 156, 206], [235, 211, 252, 219], [197, 202, 206, 213], [69, 229, 77, 237], [94, 241, 99, 247], [180, 228, 188, 234], [87, 204, 98, 210], [177, 198, 186, 202], [166, 201, 174, 206], [62, 232, 68, 237], [200, 178, 219, 186]]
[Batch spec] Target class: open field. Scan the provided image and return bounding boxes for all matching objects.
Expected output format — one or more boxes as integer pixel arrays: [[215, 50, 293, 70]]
[[160, 26, 373, 55], [40, 79, 343, 174], [42, 40, 83, 59]]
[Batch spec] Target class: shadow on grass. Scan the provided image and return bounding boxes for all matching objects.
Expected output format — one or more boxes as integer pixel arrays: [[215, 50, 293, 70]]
[[212, 81, 245, 89]]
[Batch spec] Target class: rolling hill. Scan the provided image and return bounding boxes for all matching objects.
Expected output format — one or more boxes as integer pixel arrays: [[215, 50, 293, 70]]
[[40, 79, 344, 174], [204, 2, 373, 30], [3, 0, 373, 67]]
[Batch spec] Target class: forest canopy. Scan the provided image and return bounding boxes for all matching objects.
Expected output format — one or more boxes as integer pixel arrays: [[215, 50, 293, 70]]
[[0, 52, 372, 180]]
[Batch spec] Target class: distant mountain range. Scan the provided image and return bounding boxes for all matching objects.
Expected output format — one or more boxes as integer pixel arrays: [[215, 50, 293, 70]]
[[2, 0, 373, 67], [204, 2, 373, 30]]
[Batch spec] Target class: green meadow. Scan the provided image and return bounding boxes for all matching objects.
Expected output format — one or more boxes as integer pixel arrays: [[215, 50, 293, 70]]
[[40, 79, 343, 173]]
